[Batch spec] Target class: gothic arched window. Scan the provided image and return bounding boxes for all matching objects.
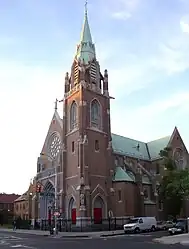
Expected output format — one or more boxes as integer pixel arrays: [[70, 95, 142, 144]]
[[70, 101, 77, 130], [91, 99, 101, 128]]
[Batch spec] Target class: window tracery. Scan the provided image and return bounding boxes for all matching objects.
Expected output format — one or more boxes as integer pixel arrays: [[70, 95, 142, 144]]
[[70, 101, 77, 130], [91, 99, 101, 129]]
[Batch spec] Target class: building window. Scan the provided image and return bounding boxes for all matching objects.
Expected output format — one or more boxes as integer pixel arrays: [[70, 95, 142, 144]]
[[143, 188, 149, 199], [118, 190, 122, 201], [156, 163, 160, 174], [91, 99, 101, 129], [95, 140, 99, 151], [37, 163, 41, 172], [70, 101, 77, 130], [158, 200, 163, 210], [72, 141, 75, 153]]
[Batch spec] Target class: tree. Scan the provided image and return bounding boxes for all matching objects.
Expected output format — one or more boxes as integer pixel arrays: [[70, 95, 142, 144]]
[[159, 147, 189, 218]]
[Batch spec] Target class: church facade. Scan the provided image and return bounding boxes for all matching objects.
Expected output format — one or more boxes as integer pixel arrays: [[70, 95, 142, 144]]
[[31, 8, 189, 225]]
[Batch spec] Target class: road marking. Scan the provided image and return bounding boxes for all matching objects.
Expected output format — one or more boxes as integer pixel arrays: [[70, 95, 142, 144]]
[[11, 245, 37, 249], [0, 240, 11, 245]]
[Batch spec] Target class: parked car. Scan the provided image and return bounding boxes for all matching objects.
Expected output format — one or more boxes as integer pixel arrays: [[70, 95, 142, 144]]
[[157, 220, 175, 230], [123, 217, 157, 233], [168, 219, 187, 235]]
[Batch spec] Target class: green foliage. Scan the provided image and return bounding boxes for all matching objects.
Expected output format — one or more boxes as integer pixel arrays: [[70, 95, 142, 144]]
[[160, 169, 189, 199], [159, 147, 189, 217]]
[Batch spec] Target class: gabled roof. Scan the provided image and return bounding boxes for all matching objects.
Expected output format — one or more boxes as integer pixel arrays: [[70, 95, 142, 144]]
[[14, 195, 27, 202], [111, 133, 171, 161], [40, 110, 62, 154], [0, 194, 20, 204], [168, 126, 188, 153], [113, 167, 135, 182], [147, 136, 171, 160], [112, 133, 149, 160]]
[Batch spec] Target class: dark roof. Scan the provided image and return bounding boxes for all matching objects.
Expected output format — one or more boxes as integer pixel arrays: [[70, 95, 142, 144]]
[[0, 194, 21, 204]]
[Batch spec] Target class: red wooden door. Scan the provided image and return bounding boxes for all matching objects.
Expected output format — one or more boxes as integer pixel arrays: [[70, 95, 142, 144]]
[[94, 208, 102, 224], [71, 208, 76, 224]]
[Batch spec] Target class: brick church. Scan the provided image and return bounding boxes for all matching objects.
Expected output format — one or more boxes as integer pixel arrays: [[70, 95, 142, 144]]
[[31, 6, 189, 225]]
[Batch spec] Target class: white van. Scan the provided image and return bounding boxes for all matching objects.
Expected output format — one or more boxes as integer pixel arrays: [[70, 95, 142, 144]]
[[123, 217, 157, 233]]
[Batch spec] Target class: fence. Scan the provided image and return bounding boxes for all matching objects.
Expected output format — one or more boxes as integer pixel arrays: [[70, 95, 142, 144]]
[[34, 217, 132, 232]]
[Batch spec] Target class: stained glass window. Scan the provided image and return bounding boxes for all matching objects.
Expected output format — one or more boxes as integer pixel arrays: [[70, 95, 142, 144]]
[[91, 99, 101, 128], [70, 101, 77, 130]]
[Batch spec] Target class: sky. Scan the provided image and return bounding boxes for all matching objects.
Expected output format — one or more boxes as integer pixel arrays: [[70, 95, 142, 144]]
[[0, 0, 189, 194]]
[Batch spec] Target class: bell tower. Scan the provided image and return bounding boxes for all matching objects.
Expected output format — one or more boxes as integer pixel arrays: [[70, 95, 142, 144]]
[[63, 2, 114, 224]]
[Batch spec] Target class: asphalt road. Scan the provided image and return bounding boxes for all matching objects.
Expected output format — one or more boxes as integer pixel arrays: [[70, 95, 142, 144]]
[[0, 231, 185, 249]]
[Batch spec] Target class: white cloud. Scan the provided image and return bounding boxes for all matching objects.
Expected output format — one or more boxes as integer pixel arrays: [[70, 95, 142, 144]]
[[108, 61, 156, 97], [0, 62, 66, 194], [180, 15, 189, 33], [151, 40, 189, 75], [112, 11, 131, 20], [111, 91, 189, 144], [132, 91, 189, 116], [109, 0, 141, 20]]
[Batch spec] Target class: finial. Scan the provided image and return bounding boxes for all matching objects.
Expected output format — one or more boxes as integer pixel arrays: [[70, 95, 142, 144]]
[[55, 98, 58, 110], [65, 72, 69, 80], [85, 0, 88, 16]]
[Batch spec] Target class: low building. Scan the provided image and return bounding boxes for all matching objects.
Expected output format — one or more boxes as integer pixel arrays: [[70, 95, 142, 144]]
[[14, 183, 34, 220], [0, 193, 20, 224]]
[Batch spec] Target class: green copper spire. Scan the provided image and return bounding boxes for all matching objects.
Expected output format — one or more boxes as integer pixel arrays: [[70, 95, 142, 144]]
[[76, 1, 96, 64]]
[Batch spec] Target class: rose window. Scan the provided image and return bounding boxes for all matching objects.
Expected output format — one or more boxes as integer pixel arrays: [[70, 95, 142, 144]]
[[48, 133, 61, 159]]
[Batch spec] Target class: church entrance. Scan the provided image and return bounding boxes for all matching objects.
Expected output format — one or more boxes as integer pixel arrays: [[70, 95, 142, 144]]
[[93, 196, 104, 224], [68, 197, 76, 224], [39, 181, 55, 220], [71, 208, 76, 224]]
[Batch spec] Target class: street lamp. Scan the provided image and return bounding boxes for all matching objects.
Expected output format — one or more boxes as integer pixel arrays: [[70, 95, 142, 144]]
[[28, 192, 32, 220]]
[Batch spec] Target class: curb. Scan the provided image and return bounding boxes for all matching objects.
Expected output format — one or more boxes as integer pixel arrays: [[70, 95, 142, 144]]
[[100, 233, 124, 237], [180, 241, 189, 246], [56, 235, 90, 239]]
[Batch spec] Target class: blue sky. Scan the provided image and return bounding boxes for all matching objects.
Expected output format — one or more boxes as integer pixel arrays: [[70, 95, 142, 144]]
[[1, 0, 189, 194]]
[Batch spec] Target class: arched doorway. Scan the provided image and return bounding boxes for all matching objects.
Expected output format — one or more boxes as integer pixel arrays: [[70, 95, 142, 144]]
[[68, 197, 76, 224], [93, 196, 104, 224], [42, 181, 55, 221]]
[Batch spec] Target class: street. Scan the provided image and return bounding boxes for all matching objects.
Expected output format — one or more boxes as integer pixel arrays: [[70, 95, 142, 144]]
[[0, 231, 185, 249]]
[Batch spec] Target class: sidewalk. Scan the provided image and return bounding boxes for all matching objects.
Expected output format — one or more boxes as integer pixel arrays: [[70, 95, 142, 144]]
[[0, 228, 124, 238], [154, 233, 189, 245]]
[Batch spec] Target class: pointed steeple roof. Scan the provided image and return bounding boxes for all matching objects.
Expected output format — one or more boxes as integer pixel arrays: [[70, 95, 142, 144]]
[[80, 7, 92, 43], [75, 2, 96, 64]]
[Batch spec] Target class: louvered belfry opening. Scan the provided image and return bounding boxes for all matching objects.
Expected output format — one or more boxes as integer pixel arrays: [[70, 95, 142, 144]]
[[74, 62, 79, 85], [90, 62, 96, 81]]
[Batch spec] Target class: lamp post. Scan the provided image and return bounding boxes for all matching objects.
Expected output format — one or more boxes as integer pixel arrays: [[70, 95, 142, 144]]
[[29, 192, 32, 220], [53, 157, 58, 235]]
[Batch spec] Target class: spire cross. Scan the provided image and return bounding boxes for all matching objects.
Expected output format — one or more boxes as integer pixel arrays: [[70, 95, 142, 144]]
[[85, 0, 88, 16], [55, 98, 58, 110]]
